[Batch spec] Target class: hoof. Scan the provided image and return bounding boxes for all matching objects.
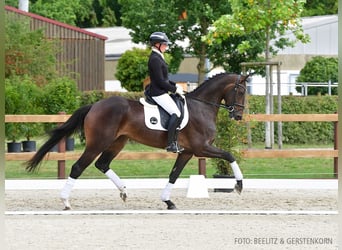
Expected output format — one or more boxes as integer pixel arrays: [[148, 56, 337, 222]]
[[234, 180, 243, 195], [61, 198, 71, 210], [120, 187, 127, 202], [120, 192, 127, 202], [164, 200, 177, 210]]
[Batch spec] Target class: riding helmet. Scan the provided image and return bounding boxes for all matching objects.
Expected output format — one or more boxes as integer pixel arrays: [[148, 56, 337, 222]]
[[149, 32, 172, 46]]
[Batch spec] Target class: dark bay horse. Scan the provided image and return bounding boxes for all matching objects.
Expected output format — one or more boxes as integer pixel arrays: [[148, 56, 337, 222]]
[[26, 73, 248, 210]]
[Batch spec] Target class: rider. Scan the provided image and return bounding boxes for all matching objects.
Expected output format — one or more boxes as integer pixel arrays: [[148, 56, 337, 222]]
[[148, 31, 184, 153]]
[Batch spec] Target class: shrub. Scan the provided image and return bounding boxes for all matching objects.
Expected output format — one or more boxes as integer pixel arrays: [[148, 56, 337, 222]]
[[296, 56, 338, 95], [210, 109, 248, 175], [80, 90, 105, 106], [247, 95, 338, 144], [41, 77, 81, 114], [115, 48, 150, 92], [41, 77, 81, 132], [115, 47, 174, 92]]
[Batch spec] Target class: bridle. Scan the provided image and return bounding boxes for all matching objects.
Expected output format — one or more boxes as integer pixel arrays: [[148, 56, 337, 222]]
[[187, 75, 247, 115]]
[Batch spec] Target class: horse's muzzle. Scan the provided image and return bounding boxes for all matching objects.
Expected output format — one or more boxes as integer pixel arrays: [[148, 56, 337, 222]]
[[229, 111, 243, 120], [234, 114, 243, 121]]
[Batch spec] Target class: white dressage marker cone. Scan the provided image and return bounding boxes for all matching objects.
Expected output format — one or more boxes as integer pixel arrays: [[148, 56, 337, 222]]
[[186, 175, 209, 198]]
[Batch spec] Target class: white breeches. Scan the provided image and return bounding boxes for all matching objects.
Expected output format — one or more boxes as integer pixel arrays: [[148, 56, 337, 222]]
[[152, 93, 181, 117]]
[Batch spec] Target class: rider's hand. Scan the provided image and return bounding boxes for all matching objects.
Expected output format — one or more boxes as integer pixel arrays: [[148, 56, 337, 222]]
[[175, 85, 184, 96]]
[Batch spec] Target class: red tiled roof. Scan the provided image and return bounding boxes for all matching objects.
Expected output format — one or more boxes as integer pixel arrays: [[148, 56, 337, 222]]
[[5, 5, 107, 40]]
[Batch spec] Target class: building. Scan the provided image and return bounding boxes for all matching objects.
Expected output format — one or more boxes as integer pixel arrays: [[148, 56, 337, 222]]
[[5, 6, 107, 91]]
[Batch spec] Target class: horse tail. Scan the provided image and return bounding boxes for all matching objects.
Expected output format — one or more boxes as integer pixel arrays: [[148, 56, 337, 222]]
[[25, 104, 93, 172]]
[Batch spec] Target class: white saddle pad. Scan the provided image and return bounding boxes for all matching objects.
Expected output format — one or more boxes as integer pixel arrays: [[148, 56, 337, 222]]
[[139, 98, 189, 131]]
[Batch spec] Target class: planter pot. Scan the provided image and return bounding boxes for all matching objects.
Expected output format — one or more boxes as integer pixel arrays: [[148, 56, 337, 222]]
[[22, 140, 36, 152], [213, 174, 235, 193], [7, 142, 22, 153], [49, 144, 58, 152], [66, 137, 75, 151]]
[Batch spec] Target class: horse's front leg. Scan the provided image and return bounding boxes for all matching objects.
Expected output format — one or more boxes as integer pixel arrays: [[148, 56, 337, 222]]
[[199, 144, 243, 194], [161, 152, 193, 209]]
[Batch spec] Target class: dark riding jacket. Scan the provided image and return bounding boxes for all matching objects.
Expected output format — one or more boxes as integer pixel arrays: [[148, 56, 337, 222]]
[[148, 50, 176, 96]]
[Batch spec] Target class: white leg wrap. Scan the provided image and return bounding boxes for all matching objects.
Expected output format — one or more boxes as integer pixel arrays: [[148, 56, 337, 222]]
[[105, 169, 125, 190], [231, 161, 243, 180], [60, 177, 76, 200], [161, 182, 174, 201]]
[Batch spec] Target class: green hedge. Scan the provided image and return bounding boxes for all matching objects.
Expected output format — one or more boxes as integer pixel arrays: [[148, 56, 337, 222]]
[[247, 95, 338, 144]]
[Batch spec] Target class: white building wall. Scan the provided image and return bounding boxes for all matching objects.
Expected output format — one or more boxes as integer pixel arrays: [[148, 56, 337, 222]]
[[277, 15, 337, 55], [248, 71, 300, 96]]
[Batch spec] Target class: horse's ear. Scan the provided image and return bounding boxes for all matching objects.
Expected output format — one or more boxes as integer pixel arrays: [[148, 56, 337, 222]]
[[247, 73, 253, 78]]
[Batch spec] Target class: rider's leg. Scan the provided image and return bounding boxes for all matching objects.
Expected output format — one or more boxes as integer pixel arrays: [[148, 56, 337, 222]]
[[166, 114, 183, 153], [152, 94, 183, 153]]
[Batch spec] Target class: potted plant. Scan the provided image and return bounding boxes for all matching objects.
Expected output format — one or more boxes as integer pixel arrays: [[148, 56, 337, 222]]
[[5, 77, 24, 152], [21, 122, 43, 152], [5, 123, 22, 152], [20, 80, 44, 152], [211, 108, 247, 192], [66, 137, 75, 151], [5, 76, 45, 152]]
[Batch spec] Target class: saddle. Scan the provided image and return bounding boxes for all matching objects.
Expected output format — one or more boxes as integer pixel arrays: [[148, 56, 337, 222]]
[[139, 86, 189, 131]]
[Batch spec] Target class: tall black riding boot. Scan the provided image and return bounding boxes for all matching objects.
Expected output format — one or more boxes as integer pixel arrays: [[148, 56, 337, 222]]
[[166, 114, 184, 153]]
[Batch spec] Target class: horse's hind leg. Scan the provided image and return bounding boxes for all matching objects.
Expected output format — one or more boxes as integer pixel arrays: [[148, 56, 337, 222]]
[[94, 136, 129, 201], [60, 148, 102, 210]]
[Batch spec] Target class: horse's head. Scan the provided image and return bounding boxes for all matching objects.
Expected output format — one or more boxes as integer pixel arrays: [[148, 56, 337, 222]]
[[224, 74, 249, 120]]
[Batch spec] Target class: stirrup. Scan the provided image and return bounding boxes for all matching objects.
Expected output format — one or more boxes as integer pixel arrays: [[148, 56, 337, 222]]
[[166, 142, 184, 153]]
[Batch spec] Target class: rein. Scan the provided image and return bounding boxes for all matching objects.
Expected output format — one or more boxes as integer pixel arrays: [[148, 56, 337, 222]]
[[187, 96, 233, 111], [187, 75, 246, 113]]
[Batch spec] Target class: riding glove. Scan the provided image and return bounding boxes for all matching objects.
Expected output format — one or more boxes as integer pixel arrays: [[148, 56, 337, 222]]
[[175, 85, 184, 96]]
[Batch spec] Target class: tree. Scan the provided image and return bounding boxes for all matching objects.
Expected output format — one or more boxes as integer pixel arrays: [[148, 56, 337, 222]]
[[119, 0, 238, 84], [296, 56, 338, 95], [5, 13, 58, 86], [302, 0, 338, 16], [5, 0, 121, 27], [205, 0, 310, 62], [29, 0, 93, 26], [205, 0, 310, 149]]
